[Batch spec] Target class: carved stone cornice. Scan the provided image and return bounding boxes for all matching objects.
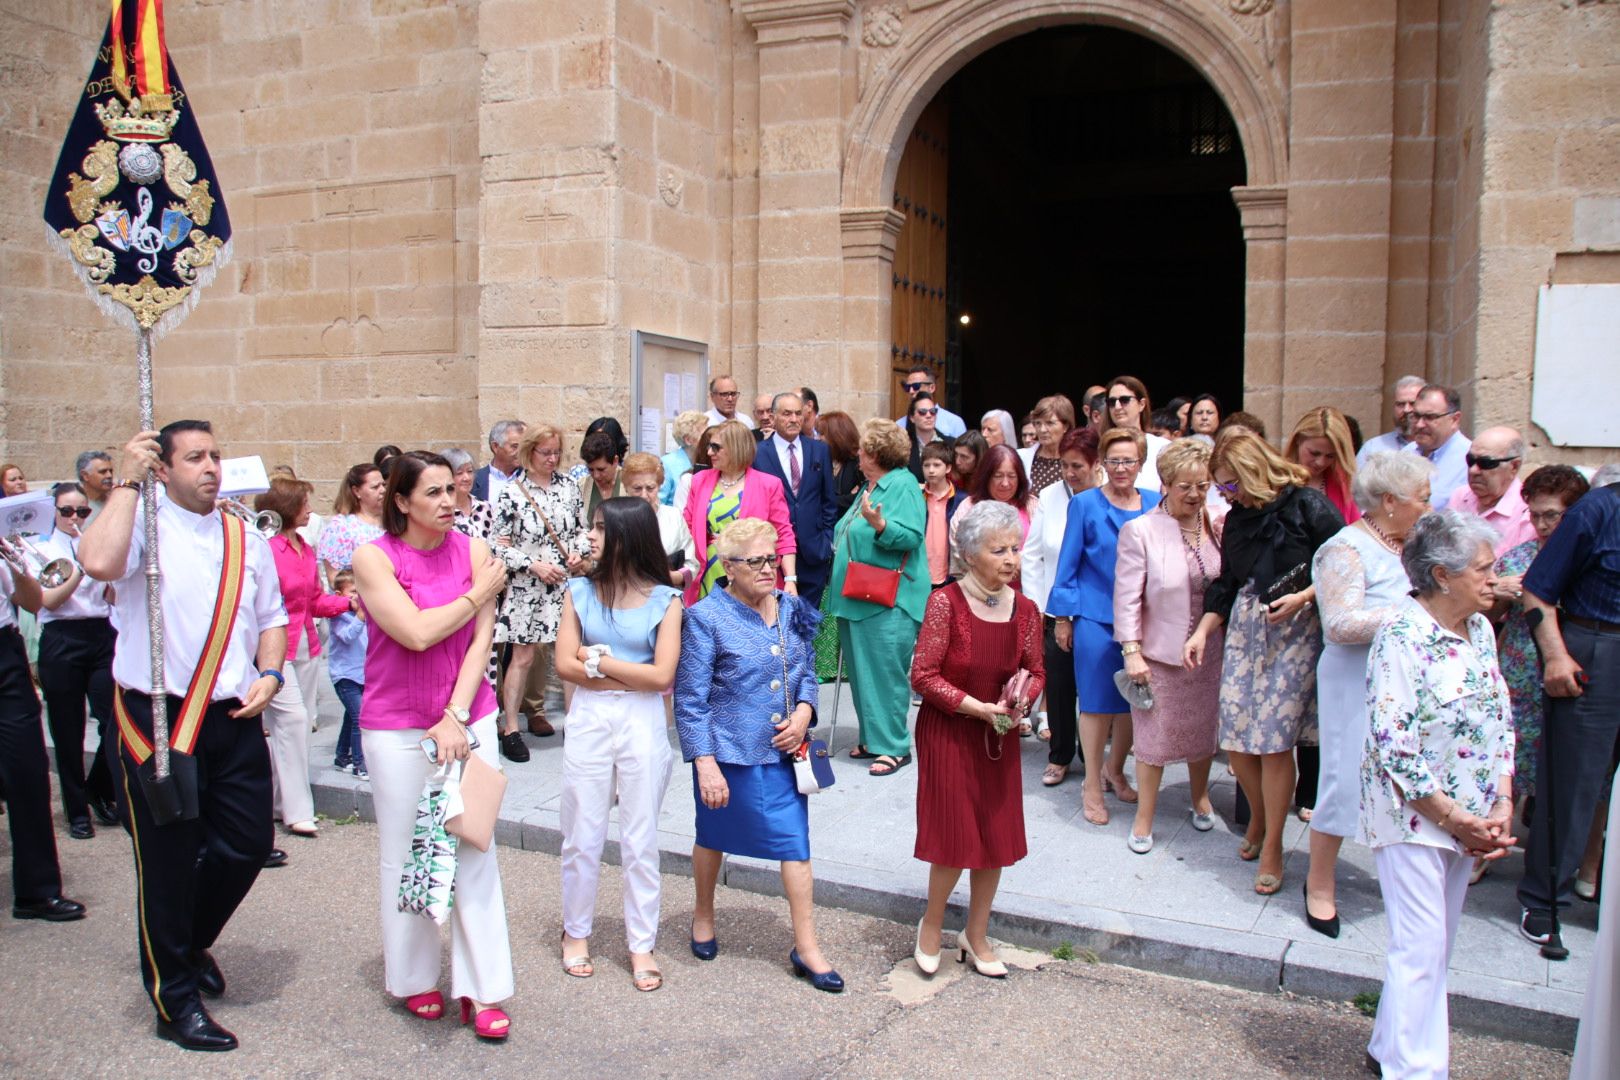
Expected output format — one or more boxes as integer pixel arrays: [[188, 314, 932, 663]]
[[1231, 185, 1288, 241], [840, 206, 905, 260], [739, 0, 856, 44]]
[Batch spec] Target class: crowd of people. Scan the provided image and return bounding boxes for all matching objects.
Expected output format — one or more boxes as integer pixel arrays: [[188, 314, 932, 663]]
[[0, 364, 1616, 1077]]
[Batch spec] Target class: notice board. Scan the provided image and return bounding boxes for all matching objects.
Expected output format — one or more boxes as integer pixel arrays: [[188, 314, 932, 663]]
[[631, 332, 708, 455]]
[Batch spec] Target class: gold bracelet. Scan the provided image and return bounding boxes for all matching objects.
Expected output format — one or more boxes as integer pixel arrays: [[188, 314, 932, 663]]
[[459, 593, 479, 611]]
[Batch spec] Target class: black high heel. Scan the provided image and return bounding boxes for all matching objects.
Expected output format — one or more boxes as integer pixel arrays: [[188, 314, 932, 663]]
[[1303, 882, 1340, 939]]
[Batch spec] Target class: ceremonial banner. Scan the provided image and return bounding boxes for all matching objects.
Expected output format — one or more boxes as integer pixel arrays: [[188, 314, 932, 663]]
[[43, 0, 231, 338]]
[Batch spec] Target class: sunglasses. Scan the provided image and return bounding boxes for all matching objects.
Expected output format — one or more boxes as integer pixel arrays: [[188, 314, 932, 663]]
[[1214, 479, 1240, 496], [57, 505, 92, 519], [723, 554, 780, 571], [1465, 453, 1517, 470], [707, 442, 724, 454], [903, 381, 931, 392], [913, 407, 939, 417], [1107, 394, 1138, 407]]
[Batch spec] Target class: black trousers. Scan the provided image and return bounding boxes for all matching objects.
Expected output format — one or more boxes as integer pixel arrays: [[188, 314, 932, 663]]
[[114, 689, 274, 1021], [1517, 622, 1620, 915], [0, 626, 64, 904], [38, 617, 116, 824], [1043, 616, 1081, 769]]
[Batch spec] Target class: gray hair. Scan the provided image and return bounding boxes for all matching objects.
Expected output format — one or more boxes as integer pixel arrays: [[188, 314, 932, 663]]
[[487, 419, 524, 449], [1590, 463, 1620, 488], [1352, 451, 1435, 513], [75, 449, 111, 477], [953, 500, 1024, 563], [771, 391, 802, 412], [1393, 374, 1426, 394], [1402, 510, 1499, 597], [438, 447, 475, 473], [980, 409, 1016, 446]]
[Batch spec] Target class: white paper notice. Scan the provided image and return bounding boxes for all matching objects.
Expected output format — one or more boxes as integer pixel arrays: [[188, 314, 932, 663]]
[[663, 373, 681, 419], [680, 372, 699, 412], [639, 408, 662, 454], [0, 489, 55, 539], [219, 455, 271, 497]]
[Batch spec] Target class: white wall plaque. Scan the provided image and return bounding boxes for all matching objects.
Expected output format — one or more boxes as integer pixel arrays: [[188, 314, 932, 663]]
[[1531, 284, 1620, 448]]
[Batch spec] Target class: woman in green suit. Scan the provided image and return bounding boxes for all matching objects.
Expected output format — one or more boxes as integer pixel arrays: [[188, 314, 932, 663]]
[[828, 419, 929, 776]]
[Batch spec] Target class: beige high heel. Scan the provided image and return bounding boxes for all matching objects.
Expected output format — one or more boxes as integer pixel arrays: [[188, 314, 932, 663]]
[[957, 941, 1008, 979]]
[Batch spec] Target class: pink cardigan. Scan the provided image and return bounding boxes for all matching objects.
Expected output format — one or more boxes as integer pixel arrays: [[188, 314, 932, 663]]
[[681, 467, 797, 606], [1113, 509, 1225, 666], [270, 533, 351, 659]]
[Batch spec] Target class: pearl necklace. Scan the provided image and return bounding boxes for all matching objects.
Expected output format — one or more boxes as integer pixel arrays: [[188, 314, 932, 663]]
[[716, 473, 744, 490], [1363, 516, 1402, 553]]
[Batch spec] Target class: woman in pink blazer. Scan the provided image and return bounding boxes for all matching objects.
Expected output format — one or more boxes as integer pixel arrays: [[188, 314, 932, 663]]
[[1112, 439, 1225, 854], [682, 420, 797, 607]]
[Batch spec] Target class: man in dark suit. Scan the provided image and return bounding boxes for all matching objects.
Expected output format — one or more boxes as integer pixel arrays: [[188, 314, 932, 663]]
[[470, 419, 525, 504], [751, 392, 838, 606]]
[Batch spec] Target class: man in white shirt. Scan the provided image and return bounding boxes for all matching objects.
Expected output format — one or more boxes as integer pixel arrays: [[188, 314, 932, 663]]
[[1355, 375, 1425, 467], [0, 540, 86, 925], [894, 364, 966, 438], [704, 374, 754, 429], [80, 420, 288, 1053], [471, 419, 525, 505], [1409, 384, 1472, 509]]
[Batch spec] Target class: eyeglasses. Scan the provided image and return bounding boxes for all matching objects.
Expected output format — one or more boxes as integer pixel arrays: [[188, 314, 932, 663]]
[[1213, 479, 1240, 496], [1172, 481, 1212, 495], [1411, 409, 1459, 423], [713, 390, 740, 399], [57, 506, 92, 519], [533, 448, 562, 459], [913, 407, 939, 417], [1465, 453, 1517, 470], [1102, 457, 1140, 470], [723, 554, 780, 571], [707, 442, 724, 454], [1107, 395, 1138, 408], [1529, 509, 1566, 525], [902, 381, 931, 392]]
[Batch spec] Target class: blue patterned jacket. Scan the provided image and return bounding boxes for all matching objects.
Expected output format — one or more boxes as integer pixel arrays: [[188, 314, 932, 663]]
[[675, 587, 821, 765]]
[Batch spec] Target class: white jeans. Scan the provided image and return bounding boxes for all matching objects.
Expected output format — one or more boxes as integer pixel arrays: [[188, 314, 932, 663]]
[[363, 713, 513, 1004], [263, 643, 319, 826], [560, 688, 673, 953], [1370, 842, 1473, 1079]]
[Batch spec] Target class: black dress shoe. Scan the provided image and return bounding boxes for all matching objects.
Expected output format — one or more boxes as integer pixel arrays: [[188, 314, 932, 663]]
[[12, 896, 87, 921], [1365, 1050, 1381, 1076], [1303, 883, 1340, 939], [69, 818, 95, 840], [155, 1006, 238, 1052], [193, 951, 225, 998], [262, 848, 288, 869], [499, 730, 531, 763], [90, 796, 120, 826]]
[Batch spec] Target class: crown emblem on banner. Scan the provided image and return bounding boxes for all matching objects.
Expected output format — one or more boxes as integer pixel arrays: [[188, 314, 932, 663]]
[[95, 94, 178, 142]]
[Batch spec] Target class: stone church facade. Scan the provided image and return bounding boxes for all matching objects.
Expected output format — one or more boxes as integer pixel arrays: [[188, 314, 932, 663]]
[[3, 0, 1617, 492]]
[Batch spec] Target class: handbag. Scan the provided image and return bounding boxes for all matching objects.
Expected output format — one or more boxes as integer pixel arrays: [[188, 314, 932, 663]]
[[1258, 560, 1310, 606], [984, 666, 1035, 761], [783, 606, 838, 794], [444, 753, 508, 853], [398, 774, 458, 925], [838, 506, 908, 607]]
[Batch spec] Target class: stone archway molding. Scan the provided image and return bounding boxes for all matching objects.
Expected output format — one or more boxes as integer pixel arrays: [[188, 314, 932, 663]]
[[842, 0, 1290, 213]]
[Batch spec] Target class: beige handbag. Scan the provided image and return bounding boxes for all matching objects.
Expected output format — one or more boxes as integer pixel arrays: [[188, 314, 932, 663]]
[[445, 753, 508, 853]]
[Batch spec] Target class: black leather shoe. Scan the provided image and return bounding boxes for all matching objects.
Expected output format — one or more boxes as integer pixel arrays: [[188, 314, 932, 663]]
[[155, 1006, 238, 1052], [69, 818, 95, 840], [1365, 1050, 1381, 1076], [90, 796, 120, 826], [499, 730, 531, 763], [262, 848, 288, 869], [12, 896, 87, 921], [193, 951, 225, 998], [1303, 882, 1340, 939]]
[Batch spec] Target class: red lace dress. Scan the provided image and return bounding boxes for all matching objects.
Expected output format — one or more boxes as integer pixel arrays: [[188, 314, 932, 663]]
[[910, 582, 1046, 869]]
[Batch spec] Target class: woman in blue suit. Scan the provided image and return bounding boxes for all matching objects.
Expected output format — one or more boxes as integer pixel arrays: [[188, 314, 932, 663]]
[[1046, 428, 1160, 826], [675, 517, 843, 992]]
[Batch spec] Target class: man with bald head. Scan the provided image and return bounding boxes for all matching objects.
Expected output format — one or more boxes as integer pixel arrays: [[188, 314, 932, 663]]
[[704, 375, 754, 430], [1409, 384, 1471, 508], [1445, 426, 1536, 554], [751, 393, 776, 441]]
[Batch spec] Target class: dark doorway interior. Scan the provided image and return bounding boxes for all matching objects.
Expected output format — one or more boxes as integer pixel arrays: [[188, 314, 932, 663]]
[[941, 26, 1248, 428]]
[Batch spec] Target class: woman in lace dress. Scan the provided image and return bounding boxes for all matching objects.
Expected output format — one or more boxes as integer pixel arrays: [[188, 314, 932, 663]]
[[492, 423, 590, 759], [1302, 452, 1433, 937]]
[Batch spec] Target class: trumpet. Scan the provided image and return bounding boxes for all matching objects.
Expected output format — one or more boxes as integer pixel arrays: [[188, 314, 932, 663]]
[[1, 533, 76, 589], [219, 498, 283, 537]]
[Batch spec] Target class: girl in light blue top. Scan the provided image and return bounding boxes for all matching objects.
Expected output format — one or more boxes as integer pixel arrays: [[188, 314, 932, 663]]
[[554, 497, 683, 993]]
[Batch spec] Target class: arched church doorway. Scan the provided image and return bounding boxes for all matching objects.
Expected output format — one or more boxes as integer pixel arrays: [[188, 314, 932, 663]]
[[887, 26, 1248, 429]]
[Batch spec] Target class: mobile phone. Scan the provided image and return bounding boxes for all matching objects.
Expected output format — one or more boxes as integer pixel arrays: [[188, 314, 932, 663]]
[[419, 728, 482, 761]]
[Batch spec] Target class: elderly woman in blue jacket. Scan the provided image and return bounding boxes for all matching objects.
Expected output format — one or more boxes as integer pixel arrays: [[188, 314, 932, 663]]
[[675, 517, 843, 992]]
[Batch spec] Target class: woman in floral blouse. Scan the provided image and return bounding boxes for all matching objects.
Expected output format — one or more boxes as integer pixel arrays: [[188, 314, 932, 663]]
[[1360, 510, 1516, 1080]]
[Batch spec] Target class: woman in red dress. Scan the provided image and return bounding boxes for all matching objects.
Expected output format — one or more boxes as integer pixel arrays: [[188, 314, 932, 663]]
[[910, 501, 1045, 979]]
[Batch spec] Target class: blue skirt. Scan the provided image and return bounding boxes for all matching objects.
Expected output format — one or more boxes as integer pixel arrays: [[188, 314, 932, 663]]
[[1075, 616, 1129, 714], [693, 759, 810, 861]]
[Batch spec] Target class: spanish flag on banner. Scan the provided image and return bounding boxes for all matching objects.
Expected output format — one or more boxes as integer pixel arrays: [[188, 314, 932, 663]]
[[42, 0, 232, 339]]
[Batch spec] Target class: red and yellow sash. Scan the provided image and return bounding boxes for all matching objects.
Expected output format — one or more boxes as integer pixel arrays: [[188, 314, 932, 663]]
[[108, 0, 170, 103], [117, 513, 247, 763]]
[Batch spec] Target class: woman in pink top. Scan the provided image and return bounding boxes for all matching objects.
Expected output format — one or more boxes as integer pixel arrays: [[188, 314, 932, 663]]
[[255, 477, 354, 838], [353, 452, 513, 1040], [681, 420, 797, 606]]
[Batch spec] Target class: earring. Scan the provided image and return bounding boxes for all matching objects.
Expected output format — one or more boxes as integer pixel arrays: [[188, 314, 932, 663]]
[[1441, 585, 1450, 596]]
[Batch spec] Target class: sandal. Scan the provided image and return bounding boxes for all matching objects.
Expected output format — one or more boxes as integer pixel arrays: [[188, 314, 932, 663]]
[[1041, 764, 1068, 787], [632, 966, 664, 993], [1296, 806, 1314, 824], [1238, 837, 1264, 861], [848, 744, 878, 760], [869, 753, 913, 777], [459, 997, 510, 1040], [561, 932, 594, 978], [1017, 721, 1033, 738], [404, 989, 444, 1020], [1254, 872, 1283, 896]]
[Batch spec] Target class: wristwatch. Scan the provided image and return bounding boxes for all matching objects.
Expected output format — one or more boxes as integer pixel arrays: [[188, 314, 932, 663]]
[[444, 705, 471, 724], [783, 575, 798, 583]]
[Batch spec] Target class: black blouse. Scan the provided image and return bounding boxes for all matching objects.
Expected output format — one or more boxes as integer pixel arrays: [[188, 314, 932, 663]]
[[1203, 485, 1345, 620]]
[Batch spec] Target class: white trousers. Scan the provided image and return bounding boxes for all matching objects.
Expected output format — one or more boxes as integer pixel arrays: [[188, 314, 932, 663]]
[[263, 645, 319, 826], [1369, 842, 1472, 1080], [560, 688, 673, 953], [363, 713, 514, 1004]]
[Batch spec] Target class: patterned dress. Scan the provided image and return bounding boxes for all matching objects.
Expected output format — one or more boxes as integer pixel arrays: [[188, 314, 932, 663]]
[[452, 497, 494, 543], [698, 483, 743, 598], [492, 472, 589, 645], [1131, 526, 1223, 767], [316, 513, 384, 573], [1493, 538, 1543, 795]]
